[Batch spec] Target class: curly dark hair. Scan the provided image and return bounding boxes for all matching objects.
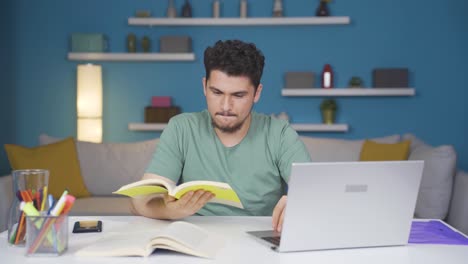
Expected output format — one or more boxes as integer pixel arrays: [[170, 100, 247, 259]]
[[204, 40, 265, 89]]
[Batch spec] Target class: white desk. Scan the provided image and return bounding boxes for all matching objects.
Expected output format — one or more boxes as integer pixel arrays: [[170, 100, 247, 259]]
[[1, 216, 468, 264]]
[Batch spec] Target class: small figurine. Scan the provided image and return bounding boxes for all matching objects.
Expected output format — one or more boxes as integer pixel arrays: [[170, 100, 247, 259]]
[[240, 0, 248, 18], [273, 0, 283, 17], [166, 0, 177, 18], [213, 0, 221, 18], [316, 0, 330, 17], [181, 0, 193, 18]]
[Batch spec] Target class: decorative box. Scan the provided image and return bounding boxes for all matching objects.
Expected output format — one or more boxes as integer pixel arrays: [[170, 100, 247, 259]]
[[151, 96, 172, 107], [160, 36, 192, 53], [372, 68, 409, 88], [145, 106, 181, 123], [71, 33, 108, 52], [285, 72, 315, 88]]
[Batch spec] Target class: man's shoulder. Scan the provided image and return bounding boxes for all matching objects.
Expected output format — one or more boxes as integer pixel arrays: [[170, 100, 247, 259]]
[[252, 112, 290, 131]]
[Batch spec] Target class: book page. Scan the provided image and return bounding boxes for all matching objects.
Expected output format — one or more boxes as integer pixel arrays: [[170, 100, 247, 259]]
[[113, 178, 177, 197], [151, 221, 225, 259], [113, 185, 169, 197], [172, 181, 243, 208], [75, 231, 160, 257]]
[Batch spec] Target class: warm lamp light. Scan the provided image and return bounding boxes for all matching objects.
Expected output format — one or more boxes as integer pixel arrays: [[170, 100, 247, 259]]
[[77, 64, 103, 143]]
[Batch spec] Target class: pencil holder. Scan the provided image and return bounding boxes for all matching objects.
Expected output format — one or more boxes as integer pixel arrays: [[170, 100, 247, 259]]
[[25, 214, 68, 256], [7, 169, 49, 246]]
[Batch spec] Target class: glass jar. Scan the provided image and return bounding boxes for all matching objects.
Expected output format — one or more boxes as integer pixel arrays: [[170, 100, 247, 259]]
[[7, 169, 49, 246]]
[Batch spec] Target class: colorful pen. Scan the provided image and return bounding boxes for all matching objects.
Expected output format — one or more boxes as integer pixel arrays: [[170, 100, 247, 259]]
[[50, 190, 68, 216], [47, 194, 55, 214], [19, 202, 40, 217], [40, 186, 48, 211]]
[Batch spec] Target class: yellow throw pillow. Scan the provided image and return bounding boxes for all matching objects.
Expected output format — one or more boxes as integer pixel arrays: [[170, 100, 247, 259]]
[[359, 140, 411, 161], [5, 137, 91, 198]]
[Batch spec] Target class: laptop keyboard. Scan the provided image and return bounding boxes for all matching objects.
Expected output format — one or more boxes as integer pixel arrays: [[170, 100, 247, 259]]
[[262, 236, 281, 246]]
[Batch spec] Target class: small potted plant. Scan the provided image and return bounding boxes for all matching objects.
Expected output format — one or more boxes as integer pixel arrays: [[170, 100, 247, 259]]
[[349, 76, 363, 88], [320, 99, 337, 124]]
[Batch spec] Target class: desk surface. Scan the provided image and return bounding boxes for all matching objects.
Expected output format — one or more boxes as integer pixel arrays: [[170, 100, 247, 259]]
[[1, 216, 468, 264]]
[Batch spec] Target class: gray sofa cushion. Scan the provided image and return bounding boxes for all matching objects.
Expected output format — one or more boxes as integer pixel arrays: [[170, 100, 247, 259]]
[[403, 134, 456, 220], [299, 134, 400, 162], [69, 197, 134, 216], [447, 170, 468, 235], [39, 134, 158, 196]]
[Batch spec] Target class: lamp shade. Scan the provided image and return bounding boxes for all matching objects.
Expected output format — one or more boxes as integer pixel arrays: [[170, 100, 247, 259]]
[[77, 118, 102, 143], [77, 64, 102, 118], [77, 64, 103, 143]]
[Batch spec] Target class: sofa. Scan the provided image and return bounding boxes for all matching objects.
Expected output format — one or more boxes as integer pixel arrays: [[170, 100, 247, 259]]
[[1, 133, 467, 235]]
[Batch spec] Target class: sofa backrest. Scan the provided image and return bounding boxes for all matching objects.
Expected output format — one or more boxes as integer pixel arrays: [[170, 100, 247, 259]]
[[39, 134, 158, 196], [299, 134, 400, 162], [39, 133, 457, 221]]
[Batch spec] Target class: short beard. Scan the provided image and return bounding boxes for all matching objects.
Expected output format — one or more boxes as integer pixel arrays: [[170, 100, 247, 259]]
[[211, 119, 244, 133], [211, 110, 249, 133]]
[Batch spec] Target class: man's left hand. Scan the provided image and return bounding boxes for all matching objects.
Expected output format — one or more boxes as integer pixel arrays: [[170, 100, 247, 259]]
[[272, 195, 287, 232]]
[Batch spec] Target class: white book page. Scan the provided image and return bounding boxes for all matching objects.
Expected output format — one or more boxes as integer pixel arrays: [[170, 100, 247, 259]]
[[172, 180, 231, 195], [116, 178, 176, 192], [152, 221, 225, 259], [75, 231, 160, 257]]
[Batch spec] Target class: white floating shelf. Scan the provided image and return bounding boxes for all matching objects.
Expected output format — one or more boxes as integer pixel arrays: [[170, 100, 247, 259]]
[[68, 52, 195, 61], [291, 123, 349, 132], [128, 123, 348, 132], [129, 123, 167, 131], [281, 88, 415, 97], [128, 17, 350, 26]]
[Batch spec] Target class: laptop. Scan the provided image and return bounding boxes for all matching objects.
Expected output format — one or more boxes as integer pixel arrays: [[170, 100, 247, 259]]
[[247, 160, 424, 252]]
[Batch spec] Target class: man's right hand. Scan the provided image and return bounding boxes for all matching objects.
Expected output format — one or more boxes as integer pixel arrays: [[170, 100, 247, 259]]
[[131, 174, 215, 220], [161, 190, 214, 219]]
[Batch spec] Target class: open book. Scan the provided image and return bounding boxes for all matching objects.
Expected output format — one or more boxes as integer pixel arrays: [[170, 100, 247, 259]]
[[113, 178, 243, 209], [75, 221, 225, 258]]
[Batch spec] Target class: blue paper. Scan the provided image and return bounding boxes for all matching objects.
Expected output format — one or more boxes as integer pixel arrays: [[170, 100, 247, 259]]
[[409, 220, 468, 245]]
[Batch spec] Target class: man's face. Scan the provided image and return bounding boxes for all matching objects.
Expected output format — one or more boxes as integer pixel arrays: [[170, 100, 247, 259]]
[[203, 70, 262, 133]]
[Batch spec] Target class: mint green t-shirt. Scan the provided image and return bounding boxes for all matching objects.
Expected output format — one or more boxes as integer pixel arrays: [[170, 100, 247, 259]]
[[146, 110, 311, 216]]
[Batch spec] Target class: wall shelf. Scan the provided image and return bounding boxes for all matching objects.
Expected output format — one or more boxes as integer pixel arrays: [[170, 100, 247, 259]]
[[128, 17, 351, 26], [281, 88, 415, 97], [68, 52, 196, 61], [129, 123, 167, 131], [291, 123, 348, 132], [128, 123, 348, 132]]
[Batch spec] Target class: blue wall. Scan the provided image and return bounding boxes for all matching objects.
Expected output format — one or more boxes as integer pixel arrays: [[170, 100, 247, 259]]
[[2, 0, 467, 175], [0, 1, 16, 175]]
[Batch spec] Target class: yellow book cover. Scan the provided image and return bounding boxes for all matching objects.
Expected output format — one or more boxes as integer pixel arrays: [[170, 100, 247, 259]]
[[113, 178, 243, 209]]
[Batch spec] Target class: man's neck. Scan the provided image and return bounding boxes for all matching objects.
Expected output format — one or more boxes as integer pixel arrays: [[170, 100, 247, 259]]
[[214, 114, 252, 148]]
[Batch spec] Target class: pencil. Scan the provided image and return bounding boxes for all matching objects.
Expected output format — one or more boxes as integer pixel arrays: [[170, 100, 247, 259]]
[[40, 186, 48, 211], [14, 213, 25, 244], [13, 191, 30, 244]]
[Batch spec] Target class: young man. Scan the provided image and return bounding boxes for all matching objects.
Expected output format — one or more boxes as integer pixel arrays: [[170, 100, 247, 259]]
[[132, 40, 311, 232]]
